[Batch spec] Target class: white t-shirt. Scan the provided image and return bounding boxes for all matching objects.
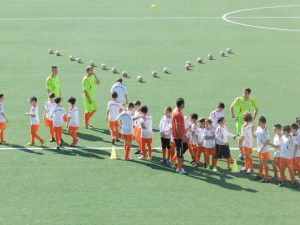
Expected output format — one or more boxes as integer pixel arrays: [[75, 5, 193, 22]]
[[209, 110, 224, 128], [215, 126, 234, 145], [141, 114, 153, 139], [107, 100, 123, 121], [111, 83, 128, 104], [30, 106, 39, 125], [292, 134, 300, 158], [68, 106, 79, 127], [204, 128, 215, 148], [196, 127, 205, 146], [190, 123, 198, 145], [51, 105, 66, 127], [184, 116, 192, 139], [134, 110, 142, 128], [241, 122, 254, 148], [273, 134, 283, 158], [159, 115, 172, 139], [280, 135, 296, 159], [255, 127, 270, 153], [44, 101, 56, 121], [0, 104, 5, 123], [116, 111, 133, 135]]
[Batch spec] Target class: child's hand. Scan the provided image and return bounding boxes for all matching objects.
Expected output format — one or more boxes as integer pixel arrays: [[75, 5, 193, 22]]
[[6, 118, 9, 123], [25, 112, 30, 115]]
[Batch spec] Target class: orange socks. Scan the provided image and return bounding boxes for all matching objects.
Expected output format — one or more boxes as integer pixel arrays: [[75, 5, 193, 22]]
[[124, 144, 131, 158], [272, 163, 278, 178], [264, 165, 269, 179], [226, 158, 232, 166], [84, 111, 95, 126], [69, 131, 78, 142], [167, 149, 171, 159], [31, 132, 42, 143], [248, 157, 254, 171], [177, 160, 182, 170], [204, 153, 209, 166], [115, 130, 119, 140], [0, 130, 4, 142], [147, 143, 152, 157], [258, 164, 263, 177], [162, 148, 166, 159]]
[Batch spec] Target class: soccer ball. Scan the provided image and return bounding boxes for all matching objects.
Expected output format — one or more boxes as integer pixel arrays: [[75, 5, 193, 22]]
[[227, 48, 232, 54], [76, 58, 82, 63], [220, 51, 225, 57], [197, 58, 203, 63], [186, 61, 192, 66], [69, 55, 75, 61], [89, 61, 95, 66], [122, 71, 128, 77], [163, 67, 169, 74], [137, 76, 143, 82], [152, 71, 158, 77], [55, 51, 61, 56], [101, 64, 107, 70], [112, 67, 117, 73], [48, 49, 53, 54], [208, 54, 213, 60], [185, 64, 191, 70]]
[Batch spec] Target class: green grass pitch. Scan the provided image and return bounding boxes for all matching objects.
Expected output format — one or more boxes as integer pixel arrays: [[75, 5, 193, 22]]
[[1, 0, 300, 224]]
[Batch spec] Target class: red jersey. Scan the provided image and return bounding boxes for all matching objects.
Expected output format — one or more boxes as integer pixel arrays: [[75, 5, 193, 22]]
[[172, 108, 186, 139]]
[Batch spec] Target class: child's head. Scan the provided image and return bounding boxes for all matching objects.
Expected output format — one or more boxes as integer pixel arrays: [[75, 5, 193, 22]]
[[291, 123, 298, 134], [258, 116, 266, 127], [29, 96, 37, 105], [242, 112, 253, 122], [296, 117, 300, 127], [218, 117, 226, 126], [134, 100, 141, 110], [68, 97, 76, 106], [273, 124, 282, 135], [164, 106, 172, 116], [112, 91, 118, 99], [55, 97, 62, 104], [140, 105, 148, 114], [205, 119, 213, 128], [86, 66, 94, 75], [282, 125, 291, 135], [48, 92, 55, 100], [116, 78, 122, 83], [216, 102, 225, 111], [190, 113, 198, 122], [0, 93, 4, 102], [51, 65, 58, 75], [176, 97, 185, 109], [128, 103, 134, 111], [198, 118, 206, 128]]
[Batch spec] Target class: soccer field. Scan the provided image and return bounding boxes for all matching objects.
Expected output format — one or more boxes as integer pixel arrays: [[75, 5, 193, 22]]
[[1, 0, 300, 224]]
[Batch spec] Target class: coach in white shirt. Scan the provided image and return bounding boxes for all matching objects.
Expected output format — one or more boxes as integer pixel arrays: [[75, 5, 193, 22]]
[[111, 78, 128, 106]]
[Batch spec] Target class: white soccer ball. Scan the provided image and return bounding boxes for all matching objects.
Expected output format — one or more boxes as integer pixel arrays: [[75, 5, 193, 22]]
[[137, 76, 143, 82], [89, 61, 95, 66], [208, 54, 213, 60], [197, 57, 203, 63], [186, 61, 192, 66], [101, 64, 107, 70], [220, 51, 225, 57], [48, 49, 53, 54], [227, 48, 232, 54], [122, 71, 128, 77], [152, 71, 158, 77], [55, 51, 61, 56], [163, 67, 169, 74], [185, 64, 191, 70], [76, 58, 82, 63], [69, 55, 75, 61], [112, 67, 117, 73]]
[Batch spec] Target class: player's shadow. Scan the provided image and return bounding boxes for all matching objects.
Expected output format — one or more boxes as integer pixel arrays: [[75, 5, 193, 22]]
[[8, 144, 44, 155], [43, 147, 104, 159]]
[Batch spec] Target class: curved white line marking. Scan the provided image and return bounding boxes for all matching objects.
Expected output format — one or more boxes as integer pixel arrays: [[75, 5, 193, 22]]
[[223, 5, 300, 32]]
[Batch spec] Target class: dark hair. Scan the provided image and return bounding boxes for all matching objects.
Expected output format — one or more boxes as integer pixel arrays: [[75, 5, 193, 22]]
[[176, 98, 184, 108], [218, 117, 225, 124], [242, 112, 252, 122], [140, 105, 148, 113], [190, 113, 198, 120], [0, 94, 4, 98], [198, 118, 206, 123], [282, 125, 291, 133], [86, 66, 93, 72], [244, 87, 251, 94], [128, 103, 134, 109], [217, 102, 225, 109], [68, 97, 76, 105], [112, 91, 118, 99], [258, 116, 266, 124], [205, 119, 212, 124], [51, 65, 57, 69], [48, 92, 55, 99], [165, 106, 172, 113], [291, 123, 298, 131], [274, 124, 282, 130], [55, 97, 62, 104], [29, 96, 37, 102], [296, 117, 300, 123], [116, 78, 122, 83], [134, 100, 141, 106]]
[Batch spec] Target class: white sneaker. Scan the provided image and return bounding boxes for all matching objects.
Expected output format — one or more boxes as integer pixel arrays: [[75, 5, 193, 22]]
[[148, 156, 152, 161], [213, 168, 218, 172], [138, 155, 146, 160], [241, 167, 248, 172], [179, 168, 188, 174], [247, 169, 253, 174], [176, 169, 180, 173]]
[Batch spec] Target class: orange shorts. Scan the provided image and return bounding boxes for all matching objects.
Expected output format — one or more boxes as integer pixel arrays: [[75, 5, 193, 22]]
[[54, 126, 62, 132], [0, 122, 6, 130], [197, 146, 205, 153], [44, 118, 53, 127], [68, 126, 79, 132], [108, 121, 119, 128], [122, 134, 134, 141], [273, 157, 280, 164], [205, 147, 215, 155], [258, 152, 270, 161], [135, 128, 141, 141], [30, 124, 39, 133], [141, 138, 152, 144], [280, 158, 294, 169], [244, 147, 252, 155]]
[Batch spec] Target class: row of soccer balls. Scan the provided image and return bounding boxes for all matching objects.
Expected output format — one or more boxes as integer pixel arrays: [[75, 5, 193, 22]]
[[48, 48, 232, 82]]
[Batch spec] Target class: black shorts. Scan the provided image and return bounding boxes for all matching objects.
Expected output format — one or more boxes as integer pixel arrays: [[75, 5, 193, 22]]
[[161, 137, 171, 149], [215, 144, 231, 159], [174, 139, 188, 158]]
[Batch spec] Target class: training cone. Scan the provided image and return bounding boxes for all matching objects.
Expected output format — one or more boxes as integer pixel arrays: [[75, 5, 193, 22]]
[[232, 159, 239, 172], [110, 146, 118, 159]]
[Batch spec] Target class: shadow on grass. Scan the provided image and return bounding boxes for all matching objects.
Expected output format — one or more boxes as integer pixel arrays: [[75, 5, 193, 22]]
[[43, 147, 105, 159], [8, 144, 44, 155]]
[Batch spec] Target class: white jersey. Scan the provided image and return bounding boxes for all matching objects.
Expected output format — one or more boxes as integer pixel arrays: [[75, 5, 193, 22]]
[[215, 126, 234, 145], [190, 123, 198, 145], [0, 104, 5, 123], [292, 134, 300, 158], [51, 105, 66, 127], [134, 110, 142, 128], [44, 101, 56, 121], [68, 106, 79, 127], [241, 122, 254, 148], [196, 127, 205, 146], [280, 135, 296, 159], [141, 114, 153, 139], [204, 128, 215, 148], [255, 127, 270, 153], [107, 100, 123, 121], [184, 116, 192, 139], [209, 110, 224, 128], [273, 134, 283, 158], [116, 111, 133, 135], [29, 106, 39, 125], [111, 83, 128, 104], [159, 115, 172, 139]]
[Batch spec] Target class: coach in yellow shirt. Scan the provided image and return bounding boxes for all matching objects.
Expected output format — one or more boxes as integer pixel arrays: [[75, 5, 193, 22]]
[[46, 66, 61, 97]]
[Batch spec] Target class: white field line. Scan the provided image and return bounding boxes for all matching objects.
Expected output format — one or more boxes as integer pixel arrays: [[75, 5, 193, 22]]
[[228, 17, 300, 19]]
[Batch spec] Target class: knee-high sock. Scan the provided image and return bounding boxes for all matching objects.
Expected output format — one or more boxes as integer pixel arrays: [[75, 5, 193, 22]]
[[84, 112, 90, 126], [177, 160, 182, 170], [0, 130, 4, 142], [115, 130, 119, 140], [31, 132, 42, 143], [204, 153, 209, 166], [50, 126, 55, 138], [167, 149, 171, 159], [272, 162, 278, 178], [162, 148, 166, 159], [288, 166, 295, 183], [244, 158, 249, 169], [171, 154, 177, 163], [264, 165, 270, 179], [213, 158, 217, 168], [248, 157, 254, 171], [147, 143, 152, 157], [258, 164, 263, 177]]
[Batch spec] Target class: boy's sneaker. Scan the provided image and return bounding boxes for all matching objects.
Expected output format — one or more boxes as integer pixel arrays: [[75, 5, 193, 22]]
[[190, 160, 195, 165], [212, 168, 218, 172], [27, 142, 35, 146], [270, 176, 278, 182], [193, 163, 200, 167], [116, 139, 120, 142], [240, 167, 248, 172], [253, 175, 262, 181], [148, 156, 152, 161], [166, 159, 171, 165], [292, 182, 300, 188], [278, 181, 284, 187], [179, 168, 188, 174], [49, 138, 55, 142], [246, 169, 253, 174], [59, 142, 63, 147], [203, 163, 208, 169], [56, 146, 60, 150], [40, 140, 45, 147], [259, 179, 270, 183], [124, 157, 134, 161], [134, 150, 141, 154], [1, 141, 9, 145], [160, 158, 166, 164], [138, 155, 146, 160]]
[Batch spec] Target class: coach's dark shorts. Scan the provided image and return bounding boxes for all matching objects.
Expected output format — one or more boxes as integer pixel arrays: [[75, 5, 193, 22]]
[[161, 137, 171, 149], [215, 144, 231, 159], [174, 139, 188, 158]]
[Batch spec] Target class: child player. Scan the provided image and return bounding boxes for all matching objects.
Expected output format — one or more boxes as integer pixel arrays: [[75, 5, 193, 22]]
[[203, 119, 215, 169], [0, 93, 9, 144], [159, 106, 172, 163], [194, 118, 206, 167], [189, 113, 198, 165], [133, 100, 142, 155], [67, 97, 79, 147], [209, 102, 225, 128], [116, 103, 135, 161], [138, 105, 153, 160], [291, 123, 300, 182], [51, 97, 66, 150], [26, 96, 45, 146], [270, 124, 282, 181], [43, 92, 56, 142]]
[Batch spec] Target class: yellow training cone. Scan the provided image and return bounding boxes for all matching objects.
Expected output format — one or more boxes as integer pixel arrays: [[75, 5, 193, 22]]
[[151, 4, 159, 8], [110, 146, 118, 159], [231, 159, 239, 172]]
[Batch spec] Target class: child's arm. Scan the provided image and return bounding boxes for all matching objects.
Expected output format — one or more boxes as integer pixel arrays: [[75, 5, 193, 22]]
[[1, 112, 9, 123], [259, 140, 271, 151], [66, 116, 70, 128], [252, 126, 257, 138], [105, 110, 109, 122]]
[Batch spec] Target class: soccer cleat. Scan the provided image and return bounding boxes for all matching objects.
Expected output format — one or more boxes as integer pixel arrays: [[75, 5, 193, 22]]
[[240, 167, 248, 172], [59, 142, 63, 147], [179, 168, 188, 174], [212, 168, 218, 172], [190, 160, 196, 165], [278, 181, 284, 187], [203, 163, 207, 169], [116, 139, 120, 142], [253, 175, 262, 181], [1, 141, 9, 145], [246, 169, 253, 174], [134, 150, 141, 154], [138, 155, 146, 160], [27, 142, 35, 146], [124, 157, 134, 161], [160, 158, 166, 164], [87, 125, 94, 129], [40, 140, 45, 147], [292, 182, 300, 189], [270, 176, 278, 182], [112, 138, 115, 145], [148, 156, 152, 161], [227, 165, 231, 170], [259, 178, 270, 183], [49, 138, 55, 142], [193, 163, 200, 167], [166, 159, 171, 165], [56, 146, 60, 150], [294, 170, 299, 176]]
